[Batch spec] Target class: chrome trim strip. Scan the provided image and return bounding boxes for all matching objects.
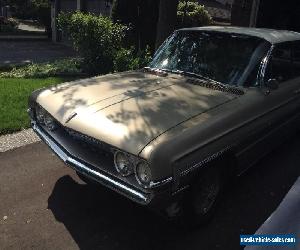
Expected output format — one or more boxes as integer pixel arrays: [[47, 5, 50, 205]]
[[259, 45, 274, 89], [66, 158, 147, 201], [180, 146, 232, 177], [32, 122, 152, 205], [150, 177, 173, 188], [172, 185, 189, 196]]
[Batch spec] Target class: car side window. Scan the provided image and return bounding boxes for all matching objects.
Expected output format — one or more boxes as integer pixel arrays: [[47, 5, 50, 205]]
[[292, 41, 300, 78], [266, 43, 293, 83]]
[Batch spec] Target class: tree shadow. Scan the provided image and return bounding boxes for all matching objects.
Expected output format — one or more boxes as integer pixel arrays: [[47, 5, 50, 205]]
[[47, 132, 300, 250], [47, 175, 183, 250]]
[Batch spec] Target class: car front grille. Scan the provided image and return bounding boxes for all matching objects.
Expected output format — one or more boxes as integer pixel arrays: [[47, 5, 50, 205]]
[[64, 127, 114, 155], [34, 110, 115, 166], [31, 108, 149, 192]]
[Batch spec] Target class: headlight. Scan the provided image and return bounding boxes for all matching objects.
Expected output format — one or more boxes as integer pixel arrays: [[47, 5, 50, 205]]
[[35, 105, 46, 124], [114, 151, 134, 176], [135, 161, 152, 186], [44, 113, 58, 131]]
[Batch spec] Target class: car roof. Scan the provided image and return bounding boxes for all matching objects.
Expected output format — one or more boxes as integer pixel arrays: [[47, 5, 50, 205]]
[[178, 26, 300, 44]]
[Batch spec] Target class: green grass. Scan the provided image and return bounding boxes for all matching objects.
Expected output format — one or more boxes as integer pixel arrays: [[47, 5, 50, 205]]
[[0, 77, 77, 135]]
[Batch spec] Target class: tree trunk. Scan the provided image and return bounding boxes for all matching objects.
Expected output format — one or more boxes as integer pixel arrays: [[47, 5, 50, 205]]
[[155, 0, 179, 49]]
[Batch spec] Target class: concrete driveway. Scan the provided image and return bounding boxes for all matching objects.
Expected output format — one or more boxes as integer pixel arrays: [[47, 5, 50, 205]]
[[0, 133, 300, 250], [0, 41, 76, 66]]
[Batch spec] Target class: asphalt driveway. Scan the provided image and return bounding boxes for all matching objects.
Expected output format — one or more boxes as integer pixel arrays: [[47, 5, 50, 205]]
[[0, 41, 76, 66], [0, 133, 300, 250]]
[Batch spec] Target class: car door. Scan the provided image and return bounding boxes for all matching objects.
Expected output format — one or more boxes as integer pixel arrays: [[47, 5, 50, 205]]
[[236, 41, 300, 173]]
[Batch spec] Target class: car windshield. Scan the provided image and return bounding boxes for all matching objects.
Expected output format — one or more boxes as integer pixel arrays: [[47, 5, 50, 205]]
[[149, 30, 271, 87]]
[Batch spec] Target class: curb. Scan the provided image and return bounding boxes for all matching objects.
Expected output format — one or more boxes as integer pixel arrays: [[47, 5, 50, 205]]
[[0, 35, 49, 41], [0, 129, 40, 153]]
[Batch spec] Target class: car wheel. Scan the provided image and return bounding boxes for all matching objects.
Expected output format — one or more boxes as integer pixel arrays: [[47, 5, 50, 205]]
[[182, 166, 223, 227]]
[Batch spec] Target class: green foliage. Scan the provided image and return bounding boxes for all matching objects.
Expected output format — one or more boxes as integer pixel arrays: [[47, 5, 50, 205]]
[[30, 0, 49, 8], [0, 58, 83, 78], [177, 1, 212, 28], [0, 17, 19, 33], [114, 47, 152, 72], [58, 12, 127, 75]]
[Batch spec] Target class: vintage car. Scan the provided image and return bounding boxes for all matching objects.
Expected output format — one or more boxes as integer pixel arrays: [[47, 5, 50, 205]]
[[28, 26, 300, 225]]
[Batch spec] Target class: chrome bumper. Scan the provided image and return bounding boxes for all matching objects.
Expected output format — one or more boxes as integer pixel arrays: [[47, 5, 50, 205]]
[[32, 122, 153, 205]]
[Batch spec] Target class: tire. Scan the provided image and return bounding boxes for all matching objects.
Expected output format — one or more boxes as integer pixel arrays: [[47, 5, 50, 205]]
[[181, 166, 223, 227]]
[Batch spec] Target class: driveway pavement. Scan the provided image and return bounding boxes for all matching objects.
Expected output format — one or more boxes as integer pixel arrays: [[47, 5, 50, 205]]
[[0, 41, 76, 66], [18, 22, 45, 33], [0, 129, 39, 153], [0, 134, 300, 250]]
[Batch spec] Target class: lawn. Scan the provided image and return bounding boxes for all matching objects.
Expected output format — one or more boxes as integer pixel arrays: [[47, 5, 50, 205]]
[[0, 77, 76, 135]]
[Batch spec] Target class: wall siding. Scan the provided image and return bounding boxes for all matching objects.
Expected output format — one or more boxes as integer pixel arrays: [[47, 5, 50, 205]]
[[231, 0, 254, 27]]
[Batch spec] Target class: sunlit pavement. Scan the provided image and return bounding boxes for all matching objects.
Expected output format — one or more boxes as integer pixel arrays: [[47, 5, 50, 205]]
[[0, 41, 76, 66], [1, 133, 300, 250]]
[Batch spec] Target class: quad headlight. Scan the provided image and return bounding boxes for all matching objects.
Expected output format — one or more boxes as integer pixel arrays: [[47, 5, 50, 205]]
[[135, 161, 152, 186], [35, 105, 57, 131], [35, 105, 46, 124], [114, 150, 153, 187], [114, 151, 134, 176], [44, 113, 58, 131]]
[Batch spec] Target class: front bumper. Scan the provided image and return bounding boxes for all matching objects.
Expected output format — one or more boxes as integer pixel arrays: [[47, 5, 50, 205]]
[[32, 121, 155, 205]]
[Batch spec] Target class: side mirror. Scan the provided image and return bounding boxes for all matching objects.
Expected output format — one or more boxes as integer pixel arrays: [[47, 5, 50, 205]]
[[265, 78, 279, 90]]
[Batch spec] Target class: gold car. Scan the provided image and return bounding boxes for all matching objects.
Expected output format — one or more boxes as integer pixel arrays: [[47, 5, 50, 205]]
[[28, 27, 300, 225]]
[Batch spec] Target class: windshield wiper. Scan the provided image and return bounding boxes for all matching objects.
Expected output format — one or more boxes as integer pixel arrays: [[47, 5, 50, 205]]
[[159, 68, 214, 82], [159, 68, 245, 95]]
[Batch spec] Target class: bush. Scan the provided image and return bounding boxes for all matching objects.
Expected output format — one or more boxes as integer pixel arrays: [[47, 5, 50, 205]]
[[177, 1, 212, 28], [114, 46, 152, 72], [58, 12, 127, 75], [0, 17, 19, 33], [0, 58, 83, 78]]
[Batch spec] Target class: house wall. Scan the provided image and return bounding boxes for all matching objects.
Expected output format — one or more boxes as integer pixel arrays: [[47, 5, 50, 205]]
[[257, 0, 300, 32], [60, 0, 77, 12], [231, 0, 300, 31], [215, 0, 233, 5], [231, 0, 254, 27], [198, 0, 232, 22], [85, 0, 112, 16]]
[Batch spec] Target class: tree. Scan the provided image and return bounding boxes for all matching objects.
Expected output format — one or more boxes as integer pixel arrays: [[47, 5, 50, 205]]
[[155, 0, 179, 49], [177, 1, 212, 28], [112, 0, 159, 51]]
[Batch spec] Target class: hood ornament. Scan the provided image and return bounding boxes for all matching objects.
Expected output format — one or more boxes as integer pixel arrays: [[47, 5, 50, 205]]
[[65, 112, 77, 123]]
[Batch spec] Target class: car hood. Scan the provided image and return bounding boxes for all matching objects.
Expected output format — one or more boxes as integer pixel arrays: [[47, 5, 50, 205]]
[[37, 71, 237, 156]]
